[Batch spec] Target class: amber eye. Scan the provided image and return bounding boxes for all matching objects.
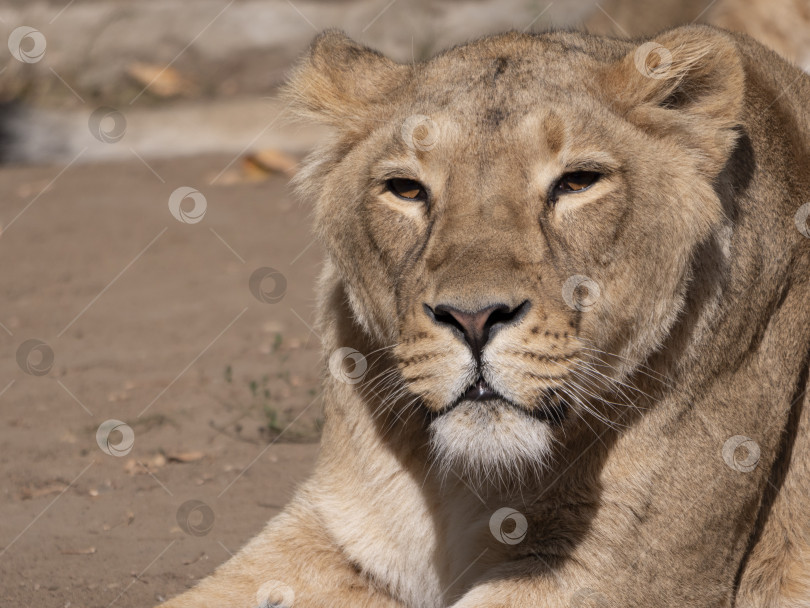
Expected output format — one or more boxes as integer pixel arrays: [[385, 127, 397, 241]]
[[386, 178, 427, 202], [554, 171, 601, 194]]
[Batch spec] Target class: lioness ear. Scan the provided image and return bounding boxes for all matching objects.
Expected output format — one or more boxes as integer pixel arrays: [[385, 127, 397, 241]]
[[601, 25, 745, 176], [283, 29, 408, 128]]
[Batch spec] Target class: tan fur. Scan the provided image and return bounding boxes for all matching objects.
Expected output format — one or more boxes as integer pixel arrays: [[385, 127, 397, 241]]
[[160, 26, 810, 608]]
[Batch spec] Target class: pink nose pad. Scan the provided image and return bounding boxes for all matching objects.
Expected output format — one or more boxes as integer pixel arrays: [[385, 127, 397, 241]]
[[425, 301, 530, 362]]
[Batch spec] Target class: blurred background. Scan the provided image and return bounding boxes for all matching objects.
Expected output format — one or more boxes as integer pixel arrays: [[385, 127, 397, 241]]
[[0, 1, 807, 607], [1, 0, 807, 165]]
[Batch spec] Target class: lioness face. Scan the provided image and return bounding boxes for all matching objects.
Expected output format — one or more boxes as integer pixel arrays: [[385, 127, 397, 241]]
[[295, 32, 737, 481]]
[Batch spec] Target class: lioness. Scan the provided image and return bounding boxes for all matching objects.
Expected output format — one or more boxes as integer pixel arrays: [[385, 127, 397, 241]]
[[162, 25, 810, 608]]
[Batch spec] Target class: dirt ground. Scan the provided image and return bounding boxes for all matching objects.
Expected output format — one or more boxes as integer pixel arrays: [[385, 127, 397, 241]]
[[0, 154, 325, 607]]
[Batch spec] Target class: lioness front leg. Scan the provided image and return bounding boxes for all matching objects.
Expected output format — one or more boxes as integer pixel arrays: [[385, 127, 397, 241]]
[[449, 575, 629, 608], [160, 500, 403, 608], [450, 579, 549, 608]]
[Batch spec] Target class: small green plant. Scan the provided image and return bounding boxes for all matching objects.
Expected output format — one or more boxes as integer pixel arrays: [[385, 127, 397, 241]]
[[220, 360, 321, 443], [263, 404, 284, 434], [249, 374, 270, 399]]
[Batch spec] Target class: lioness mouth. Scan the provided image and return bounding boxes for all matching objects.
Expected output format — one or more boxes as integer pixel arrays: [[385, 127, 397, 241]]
[[446, 377, 569, 426], [463, 377, 499, 401]]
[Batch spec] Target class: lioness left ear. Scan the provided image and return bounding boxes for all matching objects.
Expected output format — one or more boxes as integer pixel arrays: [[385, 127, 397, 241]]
[[600, 25, 745, 176], [283, 29, 408, 130]]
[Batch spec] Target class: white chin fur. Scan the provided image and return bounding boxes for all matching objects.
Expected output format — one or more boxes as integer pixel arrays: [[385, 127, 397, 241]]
[[428, 401, 554, 487]]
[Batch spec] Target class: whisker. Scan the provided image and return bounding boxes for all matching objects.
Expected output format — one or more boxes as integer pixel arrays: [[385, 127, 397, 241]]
[[573, 360, 649, 410], [573, 339, 673, 387], [559, 385, 613, 443], [561, 377, 630, 431]]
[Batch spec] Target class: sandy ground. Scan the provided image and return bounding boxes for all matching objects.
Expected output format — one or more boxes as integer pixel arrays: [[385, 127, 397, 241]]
[[0, 154, 324, 607]]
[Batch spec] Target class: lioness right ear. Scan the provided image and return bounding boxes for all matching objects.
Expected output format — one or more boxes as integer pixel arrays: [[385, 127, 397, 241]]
[[600, 25, 745, 176], [283, 30, 408, 129]]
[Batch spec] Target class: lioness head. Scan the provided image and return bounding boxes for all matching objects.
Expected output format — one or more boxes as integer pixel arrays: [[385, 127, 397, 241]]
[[287, 26, 745, 483]]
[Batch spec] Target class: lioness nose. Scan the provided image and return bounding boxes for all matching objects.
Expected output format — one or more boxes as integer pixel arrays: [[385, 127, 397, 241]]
[[426, 301, 529, 361]]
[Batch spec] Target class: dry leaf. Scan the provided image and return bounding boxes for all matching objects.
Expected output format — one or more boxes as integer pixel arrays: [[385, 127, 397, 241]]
[[262, 321, 284, 333], [124, 454, 166, 475], [126, 62, 195, 97], [60, 546, 96, 555], [166, 451, 204, 463], [19, 483, 67, 500], [212, 150, 299, 185], [107, 390, 127, 403], [60, 431, 78, 444], [243, 149, 298, 178], [182, 551, 206, 565], [103, 511, 134, 531]]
